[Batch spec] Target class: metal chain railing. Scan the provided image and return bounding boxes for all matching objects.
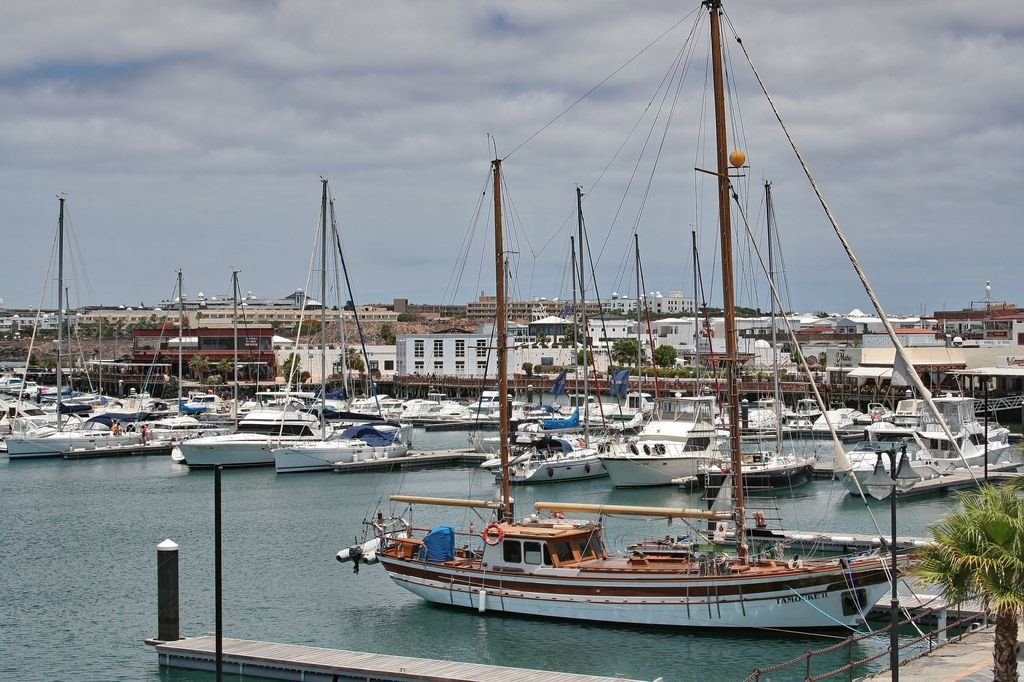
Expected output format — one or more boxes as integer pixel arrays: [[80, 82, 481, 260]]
[[743, 609, 989, 681]]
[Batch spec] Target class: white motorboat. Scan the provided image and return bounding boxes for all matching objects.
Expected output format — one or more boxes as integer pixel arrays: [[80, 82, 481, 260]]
[[597, 395, 721, 487], [840, 440, 945, 495], [507, 444, 608, 484], [176, 400, 328, 468], [143, 416, 233, 446]]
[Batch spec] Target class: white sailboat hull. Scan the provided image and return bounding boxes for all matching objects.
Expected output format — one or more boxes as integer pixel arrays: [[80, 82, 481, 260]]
[[274, 441, 409, 473], [6, 432, 143, 459], [379, 554, 891, 629]]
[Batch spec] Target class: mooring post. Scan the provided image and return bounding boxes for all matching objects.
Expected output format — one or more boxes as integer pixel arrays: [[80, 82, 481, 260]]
[[157, 539, 180, 642]]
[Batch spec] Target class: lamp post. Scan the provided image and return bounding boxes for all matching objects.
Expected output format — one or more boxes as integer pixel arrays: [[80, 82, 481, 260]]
[[864, 444, 918, 682]]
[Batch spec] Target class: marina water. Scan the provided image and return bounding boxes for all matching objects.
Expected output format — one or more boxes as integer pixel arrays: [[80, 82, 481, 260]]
[[0, 430, 979, 681]]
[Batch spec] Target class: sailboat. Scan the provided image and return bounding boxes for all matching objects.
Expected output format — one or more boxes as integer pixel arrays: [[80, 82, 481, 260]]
[[349, 1, 894, 630], [701, 181, 815, 489], [7, 196, 144, 459], [177, 182, 334, 468], [273, 181, 413, 473]]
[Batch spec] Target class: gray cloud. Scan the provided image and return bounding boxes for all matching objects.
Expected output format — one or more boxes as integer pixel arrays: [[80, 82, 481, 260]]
[[1, 0, 1021, 315]]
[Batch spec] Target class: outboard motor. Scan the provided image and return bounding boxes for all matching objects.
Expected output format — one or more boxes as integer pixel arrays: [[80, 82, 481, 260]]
[[337, 544, 364, 573]]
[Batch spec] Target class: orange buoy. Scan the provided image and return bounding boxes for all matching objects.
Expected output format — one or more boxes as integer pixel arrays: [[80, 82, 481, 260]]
[[729, 149, 746, 167]]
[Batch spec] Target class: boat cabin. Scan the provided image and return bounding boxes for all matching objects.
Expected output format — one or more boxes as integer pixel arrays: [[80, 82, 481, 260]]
[[487, 523, 606, 569]]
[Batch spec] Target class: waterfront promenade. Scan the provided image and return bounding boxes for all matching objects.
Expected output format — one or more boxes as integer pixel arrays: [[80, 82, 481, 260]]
[[864, 624, 1022, 681]]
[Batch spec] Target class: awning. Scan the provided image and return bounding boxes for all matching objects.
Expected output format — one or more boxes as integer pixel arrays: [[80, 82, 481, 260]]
[[847, 366, 893, 379], [167, 336, 199, 346], [955, 367, 1024, 377]]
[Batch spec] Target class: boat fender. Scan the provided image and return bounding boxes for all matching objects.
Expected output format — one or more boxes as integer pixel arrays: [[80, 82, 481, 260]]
[[584, 462, 591, 473], [482, 522, 504, 546], [547, 466, 555, 477], [753, 511, 767, 529]]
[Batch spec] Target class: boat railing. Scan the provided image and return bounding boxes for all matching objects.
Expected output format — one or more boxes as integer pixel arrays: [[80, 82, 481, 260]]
[[742, 608, 990, 681]]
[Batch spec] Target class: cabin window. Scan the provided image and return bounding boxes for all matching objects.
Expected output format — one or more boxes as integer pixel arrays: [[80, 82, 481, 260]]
[[523, 541, 544, 565], [573, 537, 599, 560], [684, 437, 710, 452], [502, 540, 522, 563], [552, 541, 575, 564]]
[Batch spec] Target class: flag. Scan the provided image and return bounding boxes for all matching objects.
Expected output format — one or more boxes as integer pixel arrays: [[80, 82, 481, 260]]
[[549, 370, 567, 395], [611, 369, 630, 397]]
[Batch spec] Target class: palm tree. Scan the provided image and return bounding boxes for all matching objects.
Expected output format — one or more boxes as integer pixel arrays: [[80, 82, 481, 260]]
[[910, 483, 1024, 682], [188, 354, 209, 381]]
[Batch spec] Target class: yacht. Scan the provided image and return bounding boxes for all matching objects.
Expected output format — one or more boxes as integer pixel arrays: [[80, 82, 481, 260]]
[[597, 395, 721, 487], [176, 393, 329, 468]]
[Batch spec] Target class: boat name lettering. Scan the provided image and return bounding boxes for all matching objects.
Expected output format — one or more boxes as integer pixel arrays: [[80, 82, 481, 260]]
[[776, 591, 828, 605]]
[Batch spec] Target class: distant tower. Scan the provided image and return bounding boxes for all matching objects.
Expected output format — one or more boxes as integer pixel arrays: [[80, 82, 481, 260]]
[[985, 280, 992, 319]]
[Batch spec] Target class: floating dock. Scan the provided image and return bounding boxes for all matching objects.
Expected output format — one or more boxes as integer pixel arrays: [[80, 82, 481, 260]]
[[147, 636, 644, 682], [331, 449, 488, 473], [62, 443, 172, 459], [421, 420, 499, 431], [812, 461, 1022, 496]]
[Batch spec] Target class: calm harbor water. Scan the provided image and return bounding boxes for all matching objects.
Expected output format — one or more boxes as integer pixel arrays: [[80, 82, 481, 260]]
[[0, 430, 978, 681]]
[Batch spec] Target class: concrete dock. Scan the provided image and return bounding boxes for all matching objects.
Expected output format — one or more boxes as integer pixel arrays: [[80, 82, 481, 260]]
[[861, 623, 1023, 681], [147, 636, 645, 682]]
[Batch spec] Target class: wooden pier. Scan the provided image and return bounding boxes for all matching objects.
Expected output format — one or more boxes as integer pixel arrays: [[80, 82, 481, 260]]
[[147, 636, 644, 682], [331, 449, 488, 473]]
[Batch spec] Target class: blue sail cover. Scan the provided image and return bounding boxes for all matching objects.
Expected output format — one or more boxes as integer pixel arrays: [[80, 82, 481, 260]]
[[178, 399, 208, 414], [337, 424, 398, 446], [543, 408, 579, 430], [421, 526, 455, 562]]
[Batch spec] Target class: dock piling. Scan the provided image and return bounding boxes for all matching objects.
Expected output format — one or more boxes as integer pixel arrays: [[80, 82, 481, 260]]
[[156, 539, 180, 642]]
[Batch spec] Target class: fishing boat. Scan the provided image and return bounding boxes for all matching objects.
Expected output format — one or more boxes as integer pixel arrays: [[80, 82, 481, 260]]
[[349, 2, 895, 630]]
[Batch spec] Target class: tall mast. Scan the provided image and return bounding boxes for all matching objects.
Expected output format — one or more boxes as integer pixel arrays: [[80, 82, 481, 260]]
[[320, 178, 329, 435], [766, 181, 783, 449], [231, 269, 240, 426], [635, 235, 642, 388], [576, 186, 590, 445], [177, 270, 184, 408], [492, 159, 512, 522], [56, 195, 65, 429], [692, 230, 700, 386], [708, 0, 747, 561]]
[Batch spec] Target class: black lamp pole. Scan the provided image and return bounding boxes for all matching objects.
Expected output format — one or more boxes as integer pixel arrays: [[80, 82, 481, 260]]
[[886, 446, 905, 681]]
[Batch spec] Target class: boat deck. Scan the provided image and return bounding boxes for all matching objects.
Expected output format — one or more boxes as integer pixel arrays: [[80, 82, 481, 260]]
[[148, 635, 644, 682]]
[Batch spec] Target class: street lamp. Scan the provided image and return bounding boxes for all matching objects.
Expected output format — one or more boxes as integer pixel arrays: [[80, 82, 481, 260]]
[[864, 444, 919, 682]]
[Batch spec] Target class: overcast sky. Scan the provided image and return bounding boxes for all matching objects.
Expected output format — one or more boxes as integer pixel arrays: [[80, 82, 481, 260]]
[[2, 1, 1022, 317]]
